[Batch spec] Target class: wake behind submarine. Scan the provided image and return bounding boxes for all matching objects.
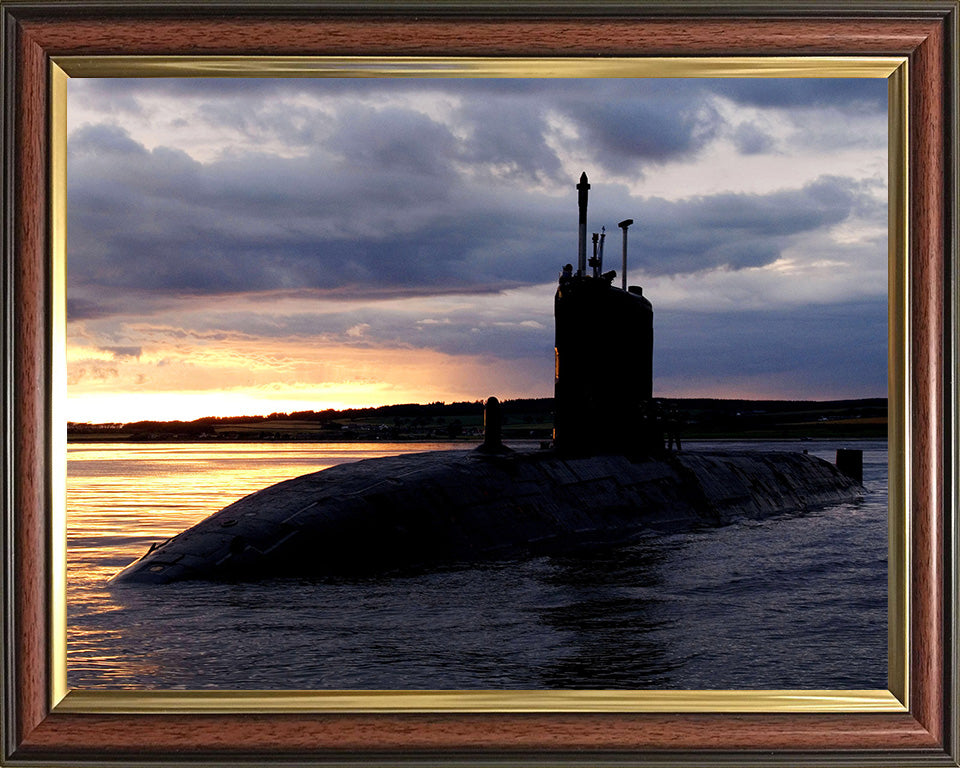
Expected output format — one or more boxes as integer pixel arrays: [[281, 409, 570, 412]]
[[111, 173, 863, 585]]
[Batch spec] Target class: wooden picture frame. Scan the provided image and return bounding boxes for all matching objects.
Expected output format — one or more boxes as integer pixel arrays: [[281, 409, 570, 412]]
[[2, 2, 957, 765]]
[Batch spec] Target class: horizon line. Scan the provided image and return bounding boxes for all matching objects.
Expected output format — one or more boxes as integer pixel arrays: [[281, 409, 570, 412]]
[[66, 394, 889, 428]]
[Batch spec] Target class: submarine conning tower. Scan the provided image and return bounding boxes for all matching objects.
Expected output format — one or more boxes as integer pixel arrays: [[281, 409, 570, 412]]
[[554, 172, 657, 456]]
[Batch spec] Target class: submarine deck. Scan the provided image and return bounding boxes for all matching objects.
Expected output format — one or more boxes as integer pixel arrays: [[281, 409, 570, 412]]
[[110, 447, 862, 584]]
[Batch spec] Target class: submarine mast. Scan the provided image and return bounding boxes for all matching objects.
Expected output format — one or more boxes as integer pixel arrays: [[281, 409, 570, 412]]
[[576, 171, 589, 275], [554, 173, 657, 456]]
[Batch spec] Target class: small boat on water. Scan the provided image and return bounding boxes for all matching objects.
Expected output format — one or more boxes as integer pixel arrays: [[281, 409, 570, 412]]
[[111, 172, 863, 585]]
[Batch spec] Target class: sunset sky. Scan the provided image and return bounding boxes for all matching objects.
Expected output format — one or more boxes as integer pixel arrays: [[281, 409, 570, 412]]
[[66, 76, 888, 424]]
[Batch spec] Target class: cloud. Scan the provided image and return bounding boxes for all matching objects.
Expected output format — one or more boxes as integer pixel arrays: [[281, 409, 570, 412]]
[[455, 99, 566, 184], [67, 297, 117, 321], [100, 345, 142, 360], [65, 77, 888, 407], [561, 92, 721, 173], [731, 122, 775, 155], [325, 104, 460, 178], [70, 123, 148, 157], [66, 282, 888, 415], [708, 79, 886, 111], [67, 78, 887, 180], [67, 116, 876, 314], [345, 323, 370, 339], [67, 363, 119, 386], [580, 176, 874, 276]]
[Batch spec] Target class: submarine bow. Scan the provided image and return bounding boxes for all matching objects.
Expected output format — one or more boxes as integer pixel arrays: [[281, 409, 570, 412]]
[[111, 447, 861, 584]]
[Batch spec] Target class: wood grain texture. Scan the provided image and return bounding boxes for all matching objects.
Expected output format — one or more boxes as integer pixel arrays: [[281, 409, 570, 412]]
[[15, 712, 941, 756], [4, 4, 955, 764], [17, 16, 941, 56], [908, 13, 946, 747], [13, 21, 50, 748]]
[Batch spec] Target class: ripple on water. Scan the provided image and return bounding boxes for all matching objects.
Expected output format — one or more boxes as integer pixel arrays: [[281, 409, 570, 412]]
[[67, 440, 888, 690]]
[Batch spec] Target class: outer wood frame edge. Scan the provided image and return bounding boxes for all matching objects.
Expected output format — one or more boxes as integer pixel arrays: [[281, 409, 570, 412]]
[[43, 52, 910, 721], [1, 2, 957, 765]]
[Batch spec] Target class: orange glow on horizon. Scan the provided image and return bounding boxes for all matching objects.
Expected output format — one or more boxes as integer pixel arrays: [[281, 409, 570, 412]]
[[65, 284, 559, 424], [66, 386, 490, 425], [66, 341, 553, 424]]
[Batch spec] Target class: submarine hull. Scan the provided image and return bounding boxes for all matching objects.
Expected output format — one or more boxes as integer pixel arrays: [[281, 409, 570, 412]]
[[110, 448, 862, 584]]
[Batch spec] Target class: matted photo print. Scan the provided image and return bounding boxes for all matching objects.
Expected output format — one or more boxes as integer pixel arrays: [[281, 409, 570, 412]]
[[65, 74, 888, 691]]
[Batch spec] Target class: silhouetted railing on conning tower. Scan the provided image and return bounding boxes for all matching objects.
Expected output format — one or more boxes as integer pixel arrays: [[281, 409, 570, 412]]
[[553, 172, 660, 456]]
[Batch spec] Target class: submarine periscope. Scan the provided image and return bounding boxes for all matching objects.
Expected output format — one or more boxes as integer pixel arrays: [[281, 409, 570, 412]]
[[110, 173, 863, 585]]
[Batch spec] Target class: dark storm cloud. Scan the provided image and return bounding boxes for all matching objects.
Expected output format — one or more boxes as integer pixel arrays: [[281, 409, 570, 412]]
[[67, 121, 567, 303], [70, 77, 885, 178], [326, 104, 460, 177], [562, 94, 721, 171], [448, 80, 724, 177], [580, 176, 868, 275], [455, 100, 566, 183], [67, 115, 873, 316]]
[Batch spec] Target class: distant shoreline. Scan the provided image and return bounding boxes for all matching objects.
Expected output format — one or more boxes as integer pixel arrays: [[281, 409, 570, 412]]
[[67, 396, 887, 444], [67, 435, 886, 447]]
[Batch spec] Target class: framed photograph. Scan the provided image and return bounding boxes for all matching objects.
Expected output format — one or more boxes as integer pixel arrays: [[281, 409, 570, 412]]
[[2, 2, 957, 766]]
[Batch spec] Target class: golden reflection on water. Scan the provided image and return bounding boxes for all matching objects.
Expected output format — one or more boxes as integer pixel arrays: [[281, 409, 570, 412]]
[[67, 441, 454, 677]]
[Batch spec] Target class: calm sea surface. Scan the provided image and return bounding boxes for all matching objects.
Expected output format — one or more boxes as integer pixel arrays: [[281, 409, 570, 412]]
[[67, 439, 887, 690]]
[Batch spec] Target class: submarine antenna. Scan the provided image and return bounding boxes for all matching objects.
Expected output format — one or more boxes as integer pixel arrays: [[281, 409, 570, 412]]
[[598, 227, 606, 275], [577, 172, 589, 276], [618, 218, 634, 291]]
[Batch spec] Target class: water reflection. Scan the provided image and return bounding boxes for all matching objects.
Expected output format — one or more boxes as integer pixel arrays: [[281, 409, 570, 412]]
[[67, 440, 887, 690], [534, 544, 677, 688]]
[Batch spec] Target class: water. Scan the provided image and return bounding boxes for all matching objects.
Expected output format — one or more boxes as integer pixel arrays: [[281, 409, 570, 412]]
[[67, 439, 887, 690]]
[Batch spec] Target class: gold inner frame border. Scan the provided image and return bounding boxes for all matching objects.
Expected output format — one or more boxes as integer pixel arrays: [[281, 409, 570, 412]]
[[49, 54, 909, 716]]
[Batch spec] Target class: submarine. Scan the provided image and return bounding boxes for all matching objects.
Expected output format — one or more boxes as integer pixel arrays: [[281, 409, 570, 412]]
[[111, 172, 863, 585]]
